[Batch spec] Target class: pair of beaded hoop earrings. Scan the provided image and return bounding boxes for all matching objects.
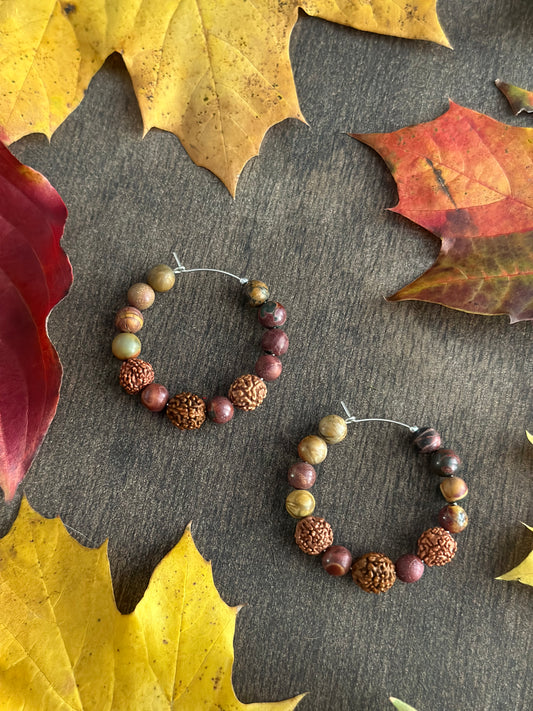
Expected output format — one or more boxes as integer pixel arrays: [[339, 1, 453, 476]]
[[110, 256, 469, 594]]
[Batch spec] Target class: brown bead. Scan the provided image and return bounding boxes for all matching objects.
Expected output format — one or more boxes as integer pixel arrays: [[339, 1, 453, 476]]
[[322, 546, 353, 576], [146, 264, 175, 292], [294, 516, 333, 555], [438, 504, 468, 533], [258, 301, 287, 328], [430, 448, 461, 476], [261, 328, 289, 356], [207, 396, 234, 424], [440, 476, 468, 502], [395, 554, 425, 583], [297, 435, 327, 465], [351, 552, 396, 593], [412, 427, 442, 453], [244, 280, 269, 306], [417, 527, 457, 566], [228, 374, 267, 411], [141, 383, 169, 412], [285, 490, 315, 518], [166, 392, 207, 430], [127, 282, 155, 310], [115, 306, 144, 333], [255, 354, 282, 381], [287, 462, 316, 489], [119, 358, 154, 394], [318, 415, 347, 444]]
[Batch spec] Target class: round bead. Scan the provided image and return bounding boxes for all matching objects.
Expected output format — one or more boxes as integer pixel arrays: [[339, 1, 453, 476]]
[[297, 435, 328, 465], [258, 300, 287, 328], [166, 392, 207, 430], [115, 306, 144, 333], [119, 358, 154, 394], [244, 280, 269, 307], [318, 415, 348, 444], [287, 462, 316, 489], [322, 546, 353, 577], [228, 374, 267, 411], [207, 396, 235, 424], [255, 354, 282, 381], [261, 328, 289, 356], [395, 554, 425, 583], [440, 476, 468, 502], [285, 490, 316, 519], [430, 449, 462, 476], [417, 527, 457, 566], [147, 264, 175, 292], [438, 504, 468, 533], [413, 427, 442, 453], [294, 516, 333, 555], [112, 333, 141, 360], [141, 383, 170, 412], [351, 552, 396, 594], [127, 282, 155, 310]]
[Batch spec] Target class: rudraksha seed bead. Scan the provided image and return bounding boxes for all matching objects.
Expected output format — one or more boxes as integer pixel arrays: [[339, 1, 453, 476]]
[[127, 282, 155, 310], [261, 328, 289, 356], [430, 448, 461, 476], [318, 414, 348, 444], [119, 358, 155, 394], [438, 504, 468, 533], [417, 527, 457, 566], [351, 552, 396, 594], [288, 462, 316, 489], [258, 300, 287, 328], [141, 383, 169, 412], [440, 476, 468, 502], [395, 554, 425, 583], [228, 374, 267, 411], [322, 545, 353, 577], [286, 490, 316, 519], [207, 396, 235, 424], [166, 392, 207, 430], [298, 435, 328, 465], [413, 427, 442, 453], [295, 516, 333, 555], [244, 280, 269, 307], [115, 306, 144, 334], [255, 354, 282, 381]]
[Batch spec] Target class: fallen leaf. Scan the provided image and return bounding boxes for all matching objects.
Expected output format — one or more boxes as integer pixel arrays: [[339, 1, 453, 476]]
[[496, 79, 533, 115], [0, 143, 71, 501], [0, 497, 304, 710], [526, 431, 533, 445], [496, 523, 533, 587], [390, 698, 418, 711], [352, 102, 533, 322], [0, 1, 449, 195]]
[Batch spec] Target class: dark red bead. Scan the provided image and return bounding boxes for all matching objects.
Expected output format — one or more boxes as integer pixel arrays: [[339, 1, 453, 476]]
[[140, 383, 169, 412], [261, 328, 289, 356], [395, 554, 425, 583], [288, 462, 316, 489], [255, 354, 282, 381], [430, 448, 461, 476], [413, 427, 442, 453], [258, 300, 287, 328], [207, 396, 235, 424], [322, 546, 353, 576], [438, 504, 468, 533]]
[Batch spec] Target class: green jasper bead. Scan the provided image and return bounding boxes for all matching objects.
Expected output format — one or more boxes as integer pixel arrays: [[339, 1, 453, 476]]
[[147, 264, 175, 292], [112, 333, 141, 360]]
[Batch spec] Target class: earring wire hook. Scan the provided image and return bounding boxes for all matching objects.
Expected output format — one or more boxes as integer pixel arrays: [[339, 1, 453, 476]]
[[340, 401, 418, 433], [172, 252, 249, 285]]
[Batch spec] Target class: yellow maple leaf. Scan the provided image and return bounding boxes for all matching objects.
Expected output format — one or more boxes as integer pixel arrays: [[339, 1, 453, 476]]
[[0, 0, 449, 195], [0, 498, 304, 710], [496, 523, 533, 587]]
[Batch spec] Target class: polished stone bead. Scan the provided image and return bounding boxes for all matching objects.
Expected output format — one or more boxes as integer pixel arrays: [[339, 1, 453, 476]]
[[112, 333, 141, 360], [318, 414, 347, 444], [244, 280, 269, 306], [140, 383, 170, 412], [207, 396, 235, 424], [127, 282, 155, 310], [395, 554, 425, 583], [430, 448, 461, 476], [147, 264, 175, 292], [258, 300, 287, 328], [298, 435, 327, 464], [413, 427, 442, 453], [285, 489, 316, 518], [287, 462, 317, 489], [261, 328, 289, 356], [438, 504, 468, 533], [440, 476, 468, 502], [115, 306, 144, 333], [322, 546, 353, 576], [254, 354, 282, 381]]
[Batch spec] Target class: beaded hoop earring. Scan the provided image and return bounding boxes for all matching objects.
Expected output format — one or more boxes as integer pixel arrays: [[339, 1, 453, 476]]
[[111, 254, 288, 430], [286, 403, 469, 594]]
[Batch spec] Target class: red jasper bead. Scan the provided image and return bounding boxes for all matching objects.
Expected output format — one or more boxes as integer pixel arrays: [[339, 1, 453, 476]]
[[288, 462, 316, 489], [261, 328, 289, 356], [395, 554, 425, 583], [322, 546, 353, 576], [413, 427, 441, 453], [430, 448, 461, 476], [255, 354, 282, 381], [207, 396, 235, 424], [140, 383, 169, 412], [258, 301, 287, 328]]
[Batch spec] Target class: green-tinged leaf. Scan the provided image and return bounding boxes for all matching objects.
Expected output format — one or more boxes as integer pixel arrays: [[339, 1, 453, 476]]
[[526, 431, 533, 445], [496, 523, 533, 586], [496, 79, 533, 115], [390, 698, 418, 711]]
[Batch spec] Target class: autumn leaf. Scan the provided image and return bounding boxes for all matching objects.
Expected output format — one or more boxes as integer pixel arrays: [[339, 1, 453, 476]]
[[496, 79, 533, 115], [390, 698, 418, 711], [0, 143, 71, 502], [526, 431, 533, 445], [496, 523, 533, 587], [0, 497, 304, 710], [352, 102, 533, 322], [0, 1, 449, 196]]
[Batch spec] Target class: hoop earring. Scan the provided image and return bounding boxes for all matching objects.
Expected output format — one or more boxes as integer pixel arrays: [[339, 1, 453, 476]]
[[286, 402, 469, 594], [111, 254, 288, 430]]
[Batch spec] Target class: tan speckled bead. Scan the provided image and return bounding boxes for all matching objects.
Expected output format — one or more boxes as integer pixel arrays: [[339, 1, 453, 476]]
[[127, 282, 155, 310], [147, 264, 176, 292], [244, 280, 269, 306], [318, 414, 348, 444], [285, 490, 316, 519], [298, 435, 328, 464]]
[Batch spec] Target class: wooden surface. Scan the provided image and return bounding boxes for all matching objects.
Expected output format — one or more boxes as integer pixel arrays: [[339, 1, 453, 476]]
[[2, 1, 532, 709]]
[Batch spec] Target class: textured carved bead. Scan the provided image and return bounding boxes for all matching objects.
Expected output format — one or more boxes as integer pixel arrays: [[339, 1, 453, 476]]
[[417, 527, 457, 566], [294, 516, 333, 555], [166, 392, 207, 430], [351, 552, 396, 593], [119, 358, 154, 394], [228, 374, 267, 411]]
